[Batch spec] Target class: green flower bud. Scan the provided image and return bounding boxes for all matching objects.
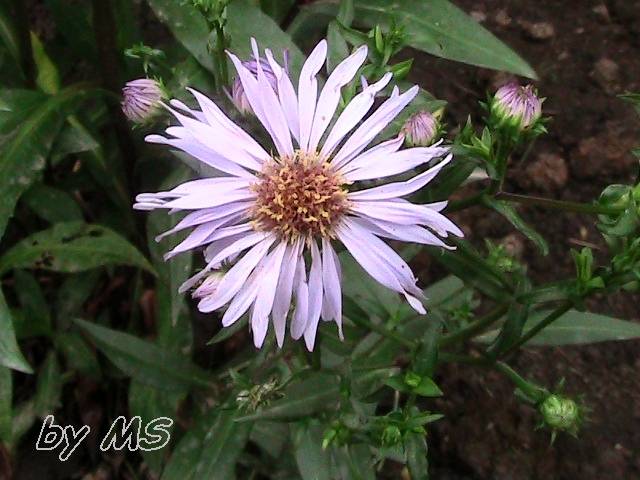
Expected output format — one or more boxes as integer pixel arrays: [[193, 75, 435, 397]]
[[404, 371, 422, 388], [381, 425, 402, 446], [539, 394, 582, 435]]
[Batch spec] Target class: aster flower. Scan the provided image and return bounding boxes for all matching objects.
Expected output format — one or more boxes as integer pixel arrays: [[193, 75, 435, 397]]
[[121, 78, 165, 123], [401, 110, 441, 147], [134, 39, 463, 350], [490, 82, 542, 131]]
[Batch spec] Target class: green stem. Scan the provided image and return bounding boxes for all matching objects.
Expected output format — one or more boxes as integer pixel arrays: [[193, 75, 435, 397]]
[[500, 301, 573, 357], [493, 361, 547, 402], [439, 303, 508, 348], [349, 315, 415, 349], [438, 354, 547, 402], [495, 192, 623, 216]]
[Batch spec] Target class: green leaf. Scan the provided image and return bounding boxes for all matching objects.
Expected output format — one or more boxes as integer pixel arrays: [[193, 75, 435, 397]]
[[53, 332, 101, 377], [30, 32, 60, 94], [0, 85, 90, 240], [430, 241, 511, 301], [13, 270, 52, 338], [260, 0, 296, 23], [146, 0, 215, 73], [55, 270, 100, 327], [74, 318, 212, 391], [483, 196, 549, 256], [21, 184, 83, 224], [487, 294, 530, 357], [0, 222, 154, 275], [423, 275, 465, 310], [405, 432, 429, 480], [293, 420, 332, 480], [412, 377, 443, 397], [162, 407, 251, 480], [34, 352, 62, 415], [129, 381, 183, 475], [478, 310, 640, 346], [0, 289, 32, 373], [250, 421, 288, 458], [354, 0, 537, 78], [0, 3, 21, 69], [0, 367, 11, 441], [147, 168, 194, 351], [327, 21, 350, 73], [237, 372, 340, 422], [226, 0, 306, 77]]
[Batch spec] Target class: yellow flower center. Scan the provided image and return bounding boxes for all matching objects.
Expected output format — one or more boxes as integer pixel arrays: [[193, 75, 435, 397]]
[[251, 150, 349, 241]]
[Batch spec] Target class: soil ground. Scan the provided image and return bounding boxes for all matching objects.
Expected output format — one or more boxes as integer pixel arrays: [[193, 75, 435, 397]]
[[410, 1, 640, 478]]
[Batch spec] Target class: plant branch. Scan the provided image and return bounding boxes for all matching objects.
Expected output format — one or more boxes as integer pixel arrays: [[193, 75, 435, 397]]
[[500, 300, 573, 357], [439, 303, 508, 348]]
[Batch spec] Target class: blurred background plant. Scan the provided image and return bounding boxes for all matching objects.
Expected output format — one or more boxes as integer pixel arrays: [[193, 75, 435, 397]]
[[0, 0, 639, 479]]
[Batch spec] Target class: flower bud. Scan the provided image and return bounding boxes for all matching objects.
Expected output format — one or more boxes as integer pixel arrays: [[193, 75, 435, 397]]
[[121, 78, 166, 123], [232, 57, 280, 116], [381, 425, 402, 446], [490, 83, 542, 132], [539, 394, 582, 435], [401, 110, 441, 147]]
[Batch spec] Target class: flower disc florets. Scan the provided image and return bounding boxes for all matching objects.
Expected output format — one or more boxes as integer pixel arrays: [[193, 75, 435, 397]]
[[251, 150, 348, 241]]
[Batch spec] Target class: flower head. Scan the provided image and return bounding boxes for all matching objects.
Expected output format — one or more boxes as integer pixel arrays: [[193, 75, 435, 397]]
[[539, 394, 582, 436], [490, 82, 542, 131], [121, 78, 165, 123], [134, 39, 463, 350], [401, 110, 441, 147], [232, 56, 280, 115]]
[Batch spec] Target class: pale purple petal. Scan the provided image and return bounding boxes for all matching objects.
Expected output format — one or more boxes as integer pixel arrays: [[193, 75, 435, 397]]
[[307, 45, 368, 152], [303, 240, 324, 351], [271, 239, 302, 346], [196, 238, 275, 313], [228, 44, 293, 157], [186, 88, 270, 162], [347, 154, 453, 201], [155, 201, 251, 241], [320, 72, 393, 158], [342, 144, 449, 182], [290, 255, 309, 340], [264, 49, 300, 143], [163, 213, 248, 260], [321, 238, 343, 338], [144, 134, 253, 179], [351, 200, 464, 237], [331, 85, 419, 169], [250, 241, 288, 347], [298, 40, 327, 152]]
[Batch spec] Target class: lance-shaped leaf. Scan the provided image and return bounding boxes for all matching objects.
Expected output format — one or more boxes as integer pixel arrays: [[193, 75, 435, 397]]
[[0, 222, 154, 275], [477, 310, 640, 346], [226, 0, 305, 76], [0, 290, 32, 374], [146, 0, 215, 73], [293, 421, 332, 480], [354, 0, 536, 78], [483, 196, 549, 256], [162, 407, 251, 480], [236, 372, 340, 422], [0, 85, 90, 240], [74, 319, 212, 391]]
